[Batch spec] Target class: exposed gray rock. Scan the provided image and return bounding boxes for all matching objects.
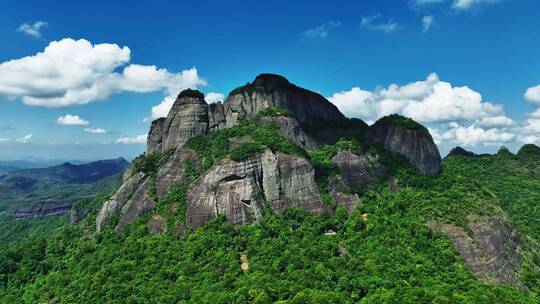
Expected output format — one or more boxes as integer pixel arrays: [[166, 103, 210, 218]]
[[428, 216, 523, 286], [261, 150, 329, 215], [260, 116, 318, 149], [186, 150, 328, 229], [12, 202, 72, 219], [367, 123, 441, 176], [148, 214, 167, 235], [96, 172, 145, 231], [187, 155, 265, 228], [224, 74, 344, 128], [208, 102, 226, 132], [155, 148, 201, 199], [330, 150, 385, 191], [330, 191, 361, 213], [162, 95, 209, 151], [147, 118, 166, 154], [69, 207, 89, 224], [115, 178, 156, 233]]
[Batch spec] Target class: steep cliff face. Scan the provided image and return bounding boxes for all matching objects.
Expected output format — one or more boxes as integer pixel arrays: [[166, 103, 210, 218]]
[[98, 77, 442, 234], [186, 149, 328, 229], [96, 172, 145, 231], [224, 74, 344, 128], [147, 118, 165, 154], [367, 115, 442, 176], [161, 92, 209, 151]]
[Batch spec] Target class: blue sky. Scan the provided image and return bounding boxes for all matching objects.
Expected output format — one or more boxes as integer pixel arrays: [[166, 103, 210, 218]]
[[1, 0, 540, 160]]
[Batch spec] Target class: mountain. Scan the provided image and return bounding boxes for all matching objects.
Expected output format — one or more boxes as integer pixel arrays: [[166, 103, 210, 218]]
[[0, 159, 85, 175], [0, 157, 129, 186], [1, 74, 539, 303], [0, 158, 129, 247]]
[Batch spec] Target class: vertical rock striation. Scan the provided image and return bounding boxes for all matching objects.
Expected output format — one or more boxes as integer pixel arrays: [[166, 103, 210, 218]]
[[367, 115, 442, 176]]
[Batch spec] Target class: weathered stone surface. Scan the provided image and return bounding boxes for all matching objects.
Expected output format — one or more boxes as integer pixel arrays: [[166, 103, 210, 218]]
[[69, 207, 89, 224], [262, 151, 329, 215], [367, 124, 442, 176], [147, 118, 166, 154], [330, 150, 385, 191], [148, 214, 167, 235], [260, 116, 318, 149], [208, 102, 226, 132], [155, 148, 201, 199], [428, 216, 523, 286], [115, 178, 156, 233], [187, 155, 265, 228], [186, 150, 328, 229], [96, 172, 145, 231], [12, 203, 72, 219], [224, 74, 344, 128], [162, 95, 209, 151], [330, 191, 361, 213]]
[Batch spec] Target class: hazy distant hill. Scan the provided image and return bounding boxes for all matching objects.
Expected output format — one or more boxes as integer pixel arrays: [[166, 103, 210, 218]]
[[0, 157, 129, 189]]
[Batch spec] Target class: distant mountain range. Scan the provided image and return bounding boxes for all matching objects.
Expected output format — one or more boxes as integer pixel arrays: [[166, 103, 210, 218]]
[[0, 159, 86, 175], [0, 157, 129, 189]]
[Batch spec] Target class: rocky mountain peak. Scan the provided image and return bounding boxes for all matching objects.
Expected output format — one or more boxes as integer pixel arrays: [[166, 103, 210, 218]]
[[367, 114, 442, 176], [176, 89, 206, 104], [252, 73, 291, 89]]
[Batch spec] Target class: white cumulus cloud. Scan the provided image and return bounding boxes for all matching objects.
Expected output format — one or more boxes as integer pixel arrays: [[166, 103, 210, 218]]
[[432, 123, 514, 147], [17, 21, 48, 37], [115, 134, 146, 144], [328, 73, 505, 124], [57, 114, 90, 125], [524, 84, 540, 106], [0, 38, 206, 108]]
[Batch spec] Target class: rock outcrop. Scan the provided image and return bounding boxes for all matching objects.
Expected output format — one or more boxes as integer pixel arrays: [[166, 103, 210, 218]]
[[147, 118, 165, 154], [161, 91, 209, 151], [224, 74, 344, 128], [148, 214, 167, 235], [330, 150, 385, 191], [259, 116, 318, 149], [187, 150, 329, 229], [208, 102, 226, 132], [428, 215, 523, 286], [12, 202, 72, 219], [115, 178, 156, 233], [96, 172, 145, 231], [155, 148, 201, 199], [367, 115, 442, 176], [98, 75, 448, 233]]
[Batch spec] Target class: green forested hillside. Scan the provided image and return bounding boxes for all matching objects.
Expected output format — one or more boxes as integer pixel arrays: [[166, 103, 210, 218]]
[[0, 138, 538, 303]]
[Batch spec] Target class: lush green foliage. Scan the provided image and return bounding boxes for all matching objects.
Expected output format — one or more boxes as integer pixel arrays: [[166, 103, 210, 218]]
[[1, 123, 539, 303], [374, 114, 427, 132], [186, 120, 305, 168], [0, 173, 123, 248], [256, 106, 294, 118]]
